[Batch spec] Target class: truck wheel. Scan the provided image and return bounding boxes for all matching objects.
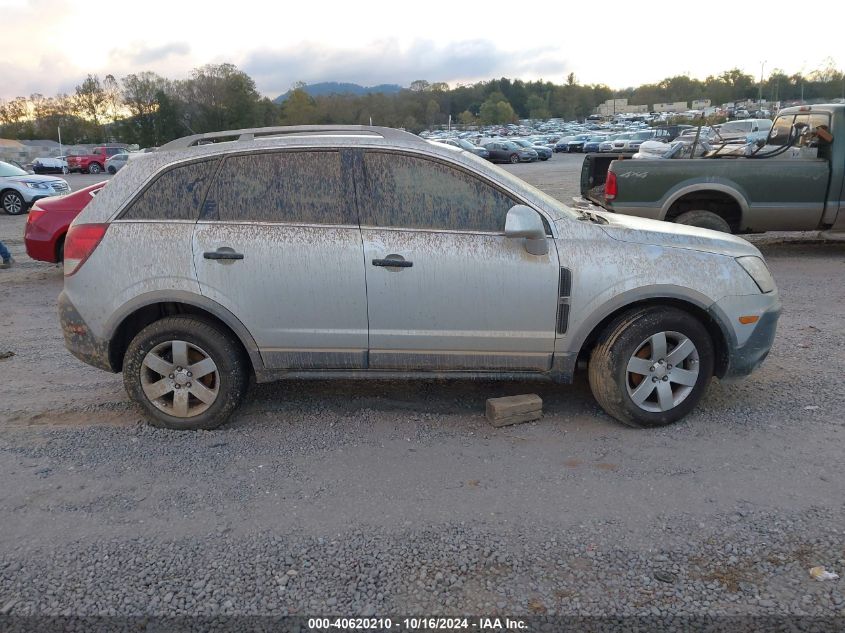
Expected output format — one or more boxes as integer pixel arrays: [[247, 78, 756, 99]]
[[588, 306, 714, 428], [88, 163, 102, 174], [1, 190, 26, 215], [123, 316, 249, 430], [674, 210, 731, 233]]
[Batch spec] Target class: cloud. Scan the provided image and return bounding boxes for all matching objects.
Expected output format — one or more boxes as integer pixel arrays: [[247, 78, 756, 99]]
[[110, 42, 191, 66], [243, 39, 570, 97]]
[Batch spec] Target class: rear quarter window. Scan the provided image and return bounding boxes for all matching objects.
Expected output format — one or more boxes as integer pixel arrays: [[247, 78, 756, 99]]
[[120, 159, 217, 221]]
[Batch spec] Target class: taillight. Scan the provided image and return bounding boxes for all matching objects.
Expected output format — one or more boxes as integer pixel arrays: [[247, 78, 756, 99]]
[[64, 223, 108, 276], [605, 171, 617, 201]]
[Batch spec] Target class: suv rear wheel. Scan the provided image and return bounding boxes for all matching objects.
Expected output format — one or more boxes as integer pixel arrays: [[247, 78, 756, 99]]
[[588, 306, 714, 428], [123, 316, 248, 430]]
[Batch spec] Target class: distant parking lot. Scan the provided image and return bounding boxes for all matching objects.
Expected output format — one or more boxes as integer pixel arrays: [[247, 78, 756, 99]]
[[1, 152, 844, 621]]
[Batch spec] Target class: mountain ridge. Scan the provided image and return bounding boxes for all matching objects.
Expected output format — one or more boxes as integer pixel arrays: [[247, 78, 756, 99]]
[[273, 82, 404, 103]]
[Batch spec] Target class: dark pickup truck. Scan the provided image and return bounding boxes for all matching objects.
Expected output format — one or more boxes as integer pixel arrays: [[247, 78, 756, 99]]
[[579, 104, 844, 235]]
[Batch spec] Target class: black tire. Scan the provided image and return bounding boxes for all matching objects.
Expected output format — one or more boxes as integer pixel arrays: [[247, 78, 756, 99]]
[[1, 190, 27, 215], [88, 163, 102, 174], [509, 153, 520, 164], [674, 210, 732, 233], [107, 166, 117, 174], [588, 306, 714, 428], [123, 316, 249, 430], [56, 236, 65, 263]]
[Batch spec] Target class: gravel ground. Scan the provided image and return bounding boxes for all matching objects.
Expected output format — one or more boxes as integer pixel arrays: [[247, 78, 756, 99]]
[[1, 155, 844, 628]]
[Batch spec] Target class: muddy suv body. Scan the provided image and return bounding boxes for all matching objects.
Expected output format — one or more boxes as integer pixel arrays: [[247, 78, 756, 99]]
[[59, 125, 781, 430]]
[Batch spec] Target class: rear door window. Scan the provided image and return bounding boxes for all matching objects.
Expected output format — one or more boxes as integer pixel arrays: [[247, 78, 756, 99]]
[[205, 150, 355, 225], [120, 159, 217, 221], [359, 151, 519, 232]]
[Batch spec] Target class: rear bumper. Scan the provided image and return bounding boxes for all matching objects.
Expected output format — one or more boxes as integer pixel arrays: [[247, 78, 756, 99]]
[[709, 296, 781, 380], [58, 291, 115, 372], [24, 217, 63, 263]]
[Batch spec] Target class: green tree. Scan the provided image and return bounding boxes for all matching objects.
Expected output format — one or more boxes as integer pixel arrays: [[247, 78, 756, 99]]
[[409, 80, 431, 92], [526, 94, 550, 120], [479, 92, 516, 124], [73, 74, 108, 133], [458, 110, 476, 125], [282, 88, 318, 124], [425, 99, 440, 126]]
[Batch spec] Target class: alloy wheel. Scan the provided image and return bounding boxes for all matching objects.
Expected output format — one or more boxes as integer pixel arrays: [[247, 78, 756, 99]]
[[625, 331, 700, 413], [140, 340, 220, 418]]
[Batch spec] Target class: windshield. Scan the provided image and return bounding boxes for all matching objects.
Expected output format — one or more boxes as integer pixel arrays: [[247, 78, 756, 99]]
[[456, 139, 476, 151], [502, 142, 520, 150], [633, 131, 654, 140], [0, 161, 28, 177]]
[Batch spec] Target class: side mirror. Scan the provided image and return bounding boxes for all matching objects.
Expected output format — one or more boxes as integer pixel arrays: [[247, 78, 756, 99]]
[[505, 205, 548, 256]]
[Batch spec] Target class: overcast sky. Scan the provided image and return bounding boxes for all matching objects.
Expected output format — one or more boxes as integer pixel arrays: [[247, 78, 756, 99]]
[[2, 0, 843, 100]]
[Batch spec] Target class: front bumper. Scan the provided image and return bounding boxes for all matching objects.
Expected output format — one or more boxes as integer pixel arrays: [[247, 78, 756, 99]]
[[58, 291, 115, 372], [708, 295, 781, 380]]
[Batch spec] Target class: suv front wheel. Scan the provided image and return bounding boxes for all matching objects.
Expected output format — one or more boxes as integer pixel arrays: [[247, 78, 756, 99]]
[[588, 306, 714, 428], [123, 316, 248, 430]]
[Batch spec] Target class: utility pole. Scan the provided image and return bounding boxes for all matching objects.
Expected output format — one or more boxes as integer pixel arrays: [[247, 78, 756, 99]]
[[758, 60, 766, 104]]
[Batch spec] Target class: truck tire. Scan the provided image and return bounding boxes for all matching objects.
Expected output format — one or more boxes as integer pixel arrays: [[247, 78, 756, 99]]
[[123, 316, 249, 430], [588, 306, 714, 428], [674, 210, 731, 233], [88, 163, 102, 174]]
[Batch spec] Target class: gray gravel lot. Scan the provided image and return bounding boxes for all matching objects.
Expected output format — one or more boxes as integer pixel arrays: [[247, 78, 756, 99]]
[[1, 154, 844, 624]]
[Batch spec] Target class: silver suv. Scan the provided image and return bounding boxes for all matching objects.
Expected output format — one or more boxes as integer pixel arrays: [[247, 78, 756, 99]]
[[1, 160, 71, 215], [59, 125, 781, 430]]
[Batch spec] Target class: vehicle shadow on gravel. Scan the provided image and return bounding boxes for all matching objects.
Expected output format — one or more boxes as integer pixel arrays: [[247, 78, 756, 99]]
[[245, 376, 601, 417]]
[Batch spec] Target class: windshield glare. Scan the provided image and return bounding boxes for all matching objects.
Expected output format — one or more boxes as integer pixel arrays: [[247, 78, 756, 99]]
[[0, 161, 28, 177]]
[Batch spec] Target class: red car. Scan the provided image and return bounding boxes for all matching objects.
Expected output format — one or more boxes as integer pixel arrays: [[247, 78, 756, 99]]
[[24, 182, 106, 263]]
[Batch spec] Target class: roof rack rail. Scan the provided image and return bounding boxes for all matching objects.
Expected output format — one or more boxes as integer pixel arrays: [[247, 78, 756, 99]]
[[159, 125, 423, 150]]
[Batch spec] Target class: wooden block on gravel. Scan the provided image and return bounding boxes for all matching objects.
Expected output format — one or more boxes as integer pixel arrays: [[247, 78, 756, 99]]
[[486, 394, 543, 427]]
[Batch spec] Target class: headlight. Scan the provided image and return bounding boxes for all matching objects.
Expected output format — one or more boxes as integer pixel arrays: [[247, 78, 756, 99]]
[[736, 256, 775, 293], [24, 181, 49, 190]]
